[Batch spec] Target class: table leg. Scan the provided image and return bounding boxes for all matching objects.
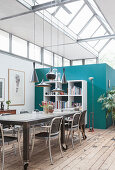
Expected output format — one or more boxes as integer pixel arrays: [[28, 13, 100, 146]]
[[61, 117, 68, 151], [23, 122, 30, 170]]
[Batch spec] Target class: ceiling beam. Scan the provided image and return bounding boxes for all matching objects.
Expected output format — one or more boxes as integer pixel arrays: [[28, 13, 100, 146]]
[[32, 0, 80, 11], [77, 34, 115, 42], [0, 0, 80, 21]]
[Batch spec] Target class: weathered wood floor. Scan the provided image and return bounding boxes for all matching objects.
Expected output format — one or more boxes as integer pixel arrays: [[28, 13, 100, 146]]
[[1, 128, 115, 170]]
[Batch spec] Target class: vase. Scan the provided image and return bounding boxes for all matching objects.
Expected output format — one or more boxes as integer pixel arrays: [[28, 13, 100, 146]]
[[44, 107, 48, 113]]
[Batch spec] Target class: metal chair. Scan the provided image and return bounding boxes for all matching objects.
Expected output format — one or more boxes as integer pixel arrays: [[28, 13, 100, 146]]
[[0, 123, 22, 170], [79, 110, 87, 140], [65, 112, 81, 149], [31, 116, 63, 164]]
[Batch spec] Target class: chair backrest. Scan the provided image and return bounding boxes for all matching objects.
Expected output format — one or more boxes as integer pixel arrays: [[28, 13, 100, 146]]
[[20, 111, 29, 114], [50, 117, 63, 136], [72, 112, 81, 128], [0, 123, 4, 145], [79, 110, 87, 126]]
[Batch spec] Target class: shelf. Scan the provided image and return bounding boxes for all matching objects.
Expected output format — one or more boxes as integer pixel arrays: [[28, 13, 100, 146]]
[[44, 95, 56, 97], [57, 95, 68, 96], [69, 95, 82, 96]]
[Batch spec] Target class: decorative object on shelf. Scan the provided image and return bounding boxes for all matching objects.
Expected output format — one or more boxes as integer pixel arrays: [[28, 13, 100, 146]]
[[62, 68, 67, 84], [0, 78, 5, 102], [88, 77, 94, 132], [98, 90, 115, 126], [6, 100, 11, 110], [36, 79, 51, 87], [31, 62, 39, 83], [1, 102, 4, 110], [39, 101, 54, 113], [8, 69, 25, 106], [46, 67, 56, 80]]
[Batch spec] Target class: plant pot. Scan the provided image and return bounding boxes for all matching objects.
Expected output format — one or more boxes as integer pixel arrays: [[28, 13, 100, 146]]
[[44, 107, 48, 114]]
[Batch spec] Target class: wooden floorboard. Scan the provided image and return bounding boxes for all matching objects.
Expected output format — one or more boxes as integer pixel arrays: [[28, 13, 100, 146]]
[[0, 128, 115, 170]]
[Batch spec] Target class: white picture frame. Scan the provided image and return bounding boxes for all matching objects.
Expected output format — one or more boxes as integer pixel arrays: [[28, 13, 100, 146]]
[[8, 69, 25, 106], [0, 78, 5, 102]]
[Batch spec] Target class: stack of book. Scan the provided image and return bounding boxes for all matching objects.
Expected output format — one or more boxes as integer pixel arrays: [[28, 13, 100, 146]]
[[70, 86, 82, 95]]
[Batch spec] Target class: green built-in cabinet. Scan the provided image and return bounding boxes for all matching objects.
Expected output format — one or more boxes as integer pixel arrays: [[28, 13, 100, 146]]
[[35, 64, 115, 129]]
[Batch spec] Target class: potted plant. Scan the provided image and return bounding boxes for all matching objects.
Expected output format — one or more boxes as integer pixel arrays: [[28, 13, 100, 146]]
[[6, 100, 11, 110], [39, 101, 54, 113], [98, 90, 115, 126]]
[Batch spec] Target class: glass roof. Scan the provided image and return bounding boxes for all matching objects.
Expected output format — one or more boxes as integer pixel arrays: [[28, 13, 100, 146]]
[[18, 0, 114, 61]]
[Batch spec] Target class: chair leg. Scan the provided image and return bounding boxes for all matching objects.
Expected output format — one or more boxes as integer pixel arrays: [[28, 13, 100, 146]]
[[1, 146, 5, 170], [48, 138, 53, 165], [17, 130, 23, 162], [12, 143, 16, 155], [78, 129, 81, 145], [59, 133, 63, 158], [30, 127, 35, 159], [71, 130, 74, 150]]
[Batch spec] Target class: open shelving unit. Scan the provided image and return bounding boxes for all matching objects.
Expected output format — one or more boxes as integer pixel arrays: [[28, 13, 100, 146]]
[[44, 80, 87, 112]]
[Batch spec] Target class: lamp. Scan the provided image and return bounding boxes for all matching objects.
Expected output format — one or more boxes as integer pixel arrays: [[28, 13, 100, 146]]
[[31, 62, 39, 83], [36, 79, 51, 87], [46, 67, 56, 80], [88, 77, 94, 132], [62, 68, 67, 84], [36, 10, 51, 87]]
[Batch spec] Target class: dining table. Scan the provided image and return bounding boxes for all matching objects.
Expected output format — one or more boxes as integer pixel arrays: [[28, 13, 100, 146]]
[[0, 110, 86, 170]]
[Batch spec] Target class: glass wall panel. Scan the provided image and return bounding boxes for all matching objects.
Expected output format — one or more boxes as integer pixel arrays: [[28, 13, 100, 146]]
[[72, 60, 82, 66], [63, 58, 70, 66], [29, 43, 41, 62], [44, 49, 53, 66], [0, 30, 9, 52], [12, 35, 27, 57], [54, 54, 62, 67]]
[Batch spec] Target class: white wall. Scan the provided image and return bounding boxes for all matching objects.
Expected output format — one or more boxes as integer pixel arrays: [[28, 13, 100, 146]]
[[0, 52, 35, 114]]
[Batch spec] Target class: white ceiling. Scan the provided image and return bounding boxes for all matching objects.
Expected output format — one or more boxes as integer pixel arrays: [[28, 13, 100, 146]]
[[0, 0, 99, 60], [95, 0, 115, 33]]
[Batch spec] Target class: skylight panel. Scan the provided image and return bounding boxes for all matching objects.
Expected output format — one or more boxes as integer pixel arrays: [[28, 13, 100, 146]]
[[80, 17, 101, 38], [36, 0, 51, 4], [87, 26, 106, 47], [46, 6, 58, 14], [55, 8, 72, 25], [69, 5, 93, 34], [94, 39, 109, 51], [55, 1, 84, 26], [99, 40, 115, 69]]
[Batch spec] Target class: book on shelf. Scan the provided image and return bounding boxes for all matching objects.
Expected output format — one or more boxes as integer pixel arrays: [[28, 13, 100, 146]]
[[55, 101, 68, 109], [70, 86, 82, 95]]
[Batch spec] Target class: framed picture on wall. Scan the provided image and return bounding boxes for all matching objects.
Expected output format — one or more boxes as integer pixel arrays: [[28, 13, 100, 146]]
[[8, 69, 25, 106], [0, 78, 5, 102]]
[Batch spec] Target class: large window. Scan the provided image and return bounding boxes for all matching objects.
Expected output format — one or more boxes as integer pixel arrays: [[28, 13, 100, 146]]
[[29, 43, 41, 62], [0, 30, 9, 52], [12, 35, 27, 57], [99, 40, 115, 69], [44, 49, 53, 66], [63, 58, 70, 66], [54, 54, 62, 67], [85, 58, 96, 65], [72, 60, 82, 66]]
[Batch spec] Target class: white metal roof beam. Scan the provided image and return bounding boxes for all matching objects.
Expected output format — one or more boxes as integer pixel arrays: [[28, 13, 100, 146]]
[[77, 34, 115, 42], [32, 0, 80, 11], [0, 0, 80, 21], [84, 0, 111, 35]]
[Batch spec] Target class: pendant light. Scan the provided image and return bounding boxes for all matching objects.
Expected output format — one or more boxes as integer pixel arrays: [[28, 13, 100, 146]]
[[52, 87, 64, 93], [31, 62, 39, 83], [62, 25, 67, 84], [46, 1, 56, 81], [62, 68, 67, 84], [36, 79, 51, 87], [46, 67, 56, 80], [36, 10, 51, 87], [31, 2, 39, 83]]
